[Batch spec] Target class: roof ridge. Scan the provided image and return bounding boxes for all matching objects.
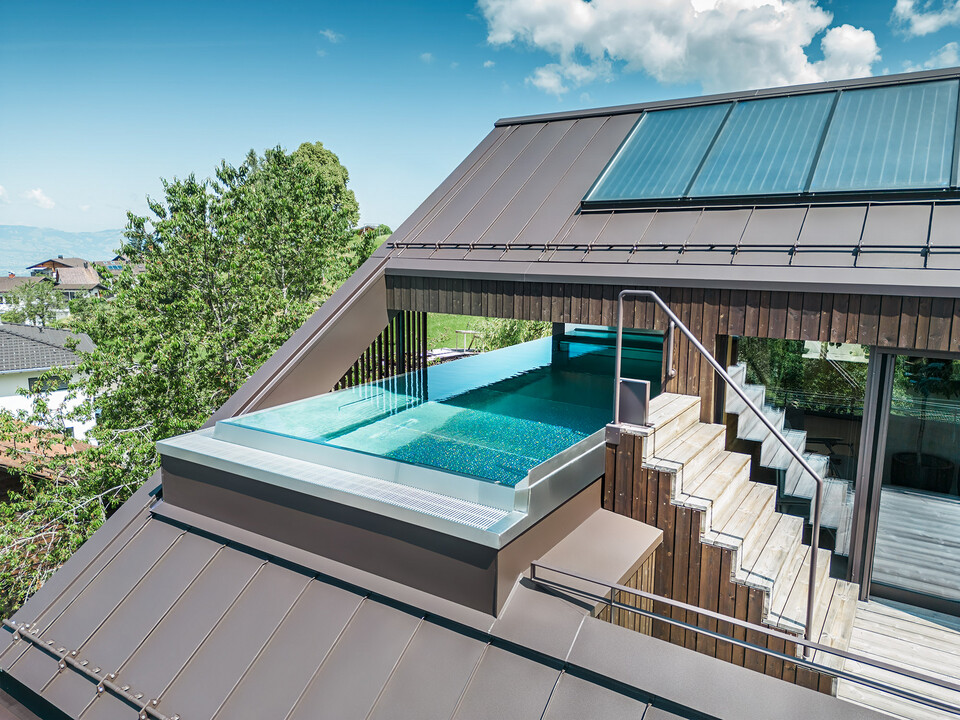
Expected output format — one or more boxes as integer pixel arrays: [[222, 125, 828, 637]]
[[0, 325, 83, 357]]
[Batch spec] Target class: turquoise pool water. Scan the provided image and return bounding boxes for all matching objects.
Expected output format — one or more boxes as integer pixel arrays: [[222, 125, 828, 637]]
[[220, 328, 663, 486]]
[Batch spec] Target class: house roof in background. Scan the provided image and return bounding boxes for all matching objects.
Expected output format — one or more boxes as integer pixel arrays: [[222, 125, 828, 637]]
[[382, 67, 960, 298], [0, 324, 93, 374], [54, 266, 103, 291], [26, 258, 88, 270], [0, 278, 47, 294]]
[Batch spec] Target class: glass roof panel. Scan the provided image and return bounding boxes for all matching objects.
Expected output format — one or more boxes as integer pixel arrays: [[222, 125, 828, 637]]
[[810, 79, 959, 192], [690, 92, 836, 196], [585, 102, 730, 202]]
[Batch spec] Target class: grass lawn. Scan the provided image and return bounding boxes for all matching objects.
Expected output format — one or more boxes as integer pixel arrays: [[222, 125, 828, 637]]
[[427, 313, 486, 351]]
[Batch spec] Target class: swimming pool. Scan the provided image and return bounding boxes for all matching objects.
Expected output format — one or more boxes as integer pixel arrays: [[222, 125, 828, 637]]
[[216, 326, 663, 487]]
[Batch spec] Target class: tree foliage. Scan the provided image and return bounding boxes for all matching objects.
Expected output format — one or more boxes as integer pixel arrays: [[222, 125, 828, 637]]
[[0, 280, 64, 327], [0, 143, 370, 614], [476, 318, 552, 351]]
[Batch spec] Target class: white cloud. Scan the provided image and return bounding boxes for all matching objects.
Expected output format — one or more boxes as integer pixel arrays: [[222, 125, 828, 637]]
[[0, 186, 7, 203], [903, 41, 960, 71], [483, 60, 496, 68], [23, 188, 54, 209], [893, 0, 960, 36], [316, 49, 327, 57], [79, 204, 91, 212], [478, 0, 880, 95], [420, 52, 434, 63], [318, 28, 343, 43], [450, 61, 460, 69]]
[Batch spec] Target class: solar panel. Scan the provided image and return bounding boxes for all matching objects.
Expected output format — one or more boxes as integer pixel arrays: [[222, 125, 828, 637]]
[[583, 77, 960, 206], [585, 103, 730, 202], [810, 80, 959, 192], [690, 93, 835, 196]]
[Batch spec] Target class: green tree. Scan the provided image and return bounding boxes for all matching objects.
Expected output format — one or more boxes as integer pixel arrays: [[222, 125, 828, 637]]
[[0, 143, 366, 614], [0, 281, 64, 327], [476, 318, 552, 351]]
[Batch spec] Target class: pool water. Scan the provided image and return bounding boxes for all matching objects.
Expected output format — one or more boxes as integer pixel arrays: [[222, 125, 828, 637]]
[[220, 328, 663, 487]]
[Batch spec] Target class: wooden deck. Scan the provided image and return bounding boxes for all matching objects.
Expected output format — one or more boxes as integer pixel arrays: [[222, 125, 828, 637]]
[[872, 487, 960, 603], [838, 599, 960, 719]]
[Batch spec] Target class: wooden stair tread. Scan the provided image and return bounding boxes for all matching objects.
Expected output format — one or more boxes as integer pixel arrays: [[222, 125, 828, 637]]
[[675, 451, 749, 512], [813, 580, 859, 670], [738, 513, 803, 592], [702, 482, 776, 553], [647, 392, 699, 426], [650, 422, 726, 467], [771, 547, 833, 634]]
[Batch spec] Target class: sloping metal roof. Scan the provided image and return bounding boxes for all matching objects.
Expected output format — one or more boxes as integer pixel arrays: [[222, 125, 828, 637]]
[[1, 489, 886, 720], [382, 67, 960, 297], [0, 325, 94, 373]]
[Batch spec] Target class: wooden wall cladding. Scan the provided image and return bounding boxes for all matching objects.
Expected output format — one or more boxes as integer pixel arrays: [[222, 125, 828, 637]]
[[333, 310, 427, 391], [602, 433, 832, 694], [596, 551, 656, 638]]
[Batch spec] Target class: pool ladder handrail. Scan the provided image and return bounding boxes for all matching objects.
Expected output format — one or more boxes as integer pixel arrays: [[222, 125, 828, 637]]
[[613, 289, 824, 657]]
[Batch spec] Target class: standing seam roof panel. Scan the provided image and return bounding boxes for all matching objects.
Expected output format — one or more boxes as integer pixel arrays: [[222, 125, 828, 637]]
[[514, 113, 639, 248], [39, 532, 222, 718], [286, 599, 422, 720], [477, 117, 608, 248], [154, 563, 312, 720], [366, 620, 488, 720], [210, 579, 365, 720], [78, 547, 266, 718], [403, 123, 543, 247], [6, 521, 183, 694], [443, 121, 575, 247], [390, 127, 509, 246]]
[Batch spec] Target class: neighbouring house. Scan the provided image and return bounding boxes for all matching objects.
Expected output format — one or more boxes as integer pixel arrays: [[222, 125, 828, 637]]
[[50, 265, 105, 302], [0, 324, 95, 439], [0, 276, 50, 313], [4, 67, 960, 720], [92, 256, 146, 278]]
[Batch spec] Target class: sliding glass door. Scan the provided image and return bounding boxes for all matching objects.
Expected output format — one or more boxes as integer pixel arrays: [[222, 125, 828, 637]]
[[867, 353, 960, 612]]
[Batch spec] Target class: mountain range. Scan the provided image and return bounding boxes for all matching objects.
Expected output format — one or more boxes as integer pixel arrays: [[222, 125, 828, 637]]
[[0, 225, 126, 275]]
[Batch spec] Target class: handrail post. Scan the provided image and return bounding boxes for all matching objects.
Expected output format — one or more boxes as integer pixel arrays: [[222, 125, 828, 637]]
[[612, 289, 823, 655]]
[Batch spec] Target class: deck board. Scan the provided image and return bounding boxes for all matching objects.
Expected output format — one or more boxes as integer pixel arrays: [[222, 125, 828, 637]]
[[838, 599, 960, 719]]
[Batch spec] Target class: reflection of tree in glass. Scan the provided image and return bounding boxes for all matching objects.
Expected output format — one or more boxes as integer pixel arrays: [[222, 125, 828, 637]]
[[739, 338, 868, 417], [897, 357, 960, 465]]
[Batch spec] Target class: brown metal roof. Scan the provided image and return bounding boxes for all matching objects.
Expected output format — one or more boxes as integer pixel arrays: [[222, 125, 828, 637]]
[[1, 487, 887, 720], [381, 68, 960, 298]]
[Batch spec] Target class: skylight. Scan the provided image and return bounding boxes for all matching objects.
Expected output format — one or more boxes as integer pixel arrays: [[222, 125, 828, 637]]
[[583, 78, 960, 206]]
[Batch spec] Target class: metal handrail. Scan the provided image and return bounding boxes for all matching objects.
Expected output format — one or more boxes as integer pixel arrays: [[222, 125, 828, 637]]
[[530, 562, 960, 716], [613, 289, 824, 657]]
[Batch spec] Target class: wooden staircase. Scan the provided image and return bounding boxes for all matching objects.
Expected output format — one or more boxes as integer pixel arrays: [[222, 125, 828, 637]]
[[636, 391, 860, 694]]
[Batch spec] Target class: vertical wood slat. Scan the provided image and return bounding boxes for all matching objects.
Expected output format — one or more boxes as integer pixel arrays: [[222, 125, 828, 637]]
[[878, 295, 901, 347], [799, 293, 820, 341], [334, 311, 428, 391]]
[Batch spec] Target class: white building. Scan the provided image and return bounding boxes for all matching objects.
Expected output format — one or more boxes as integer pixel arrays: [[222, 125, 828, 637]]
[[0, 323, 95, 439]]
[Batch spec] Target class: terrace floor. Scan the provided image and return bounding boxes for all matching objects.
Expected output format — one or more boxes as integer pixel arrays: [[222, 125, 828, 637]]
[[838, 599, 960, 719]]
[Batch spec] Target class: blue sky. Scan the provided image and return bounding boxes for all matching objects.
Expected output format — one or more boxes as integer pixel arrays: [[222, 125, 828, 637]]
[[1, 0, 958, 235]]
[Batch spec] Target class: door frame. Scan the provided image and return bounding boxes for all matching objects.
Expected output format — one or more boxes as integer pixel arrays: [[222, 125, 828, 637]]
[[848, 346, 960, 614]]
